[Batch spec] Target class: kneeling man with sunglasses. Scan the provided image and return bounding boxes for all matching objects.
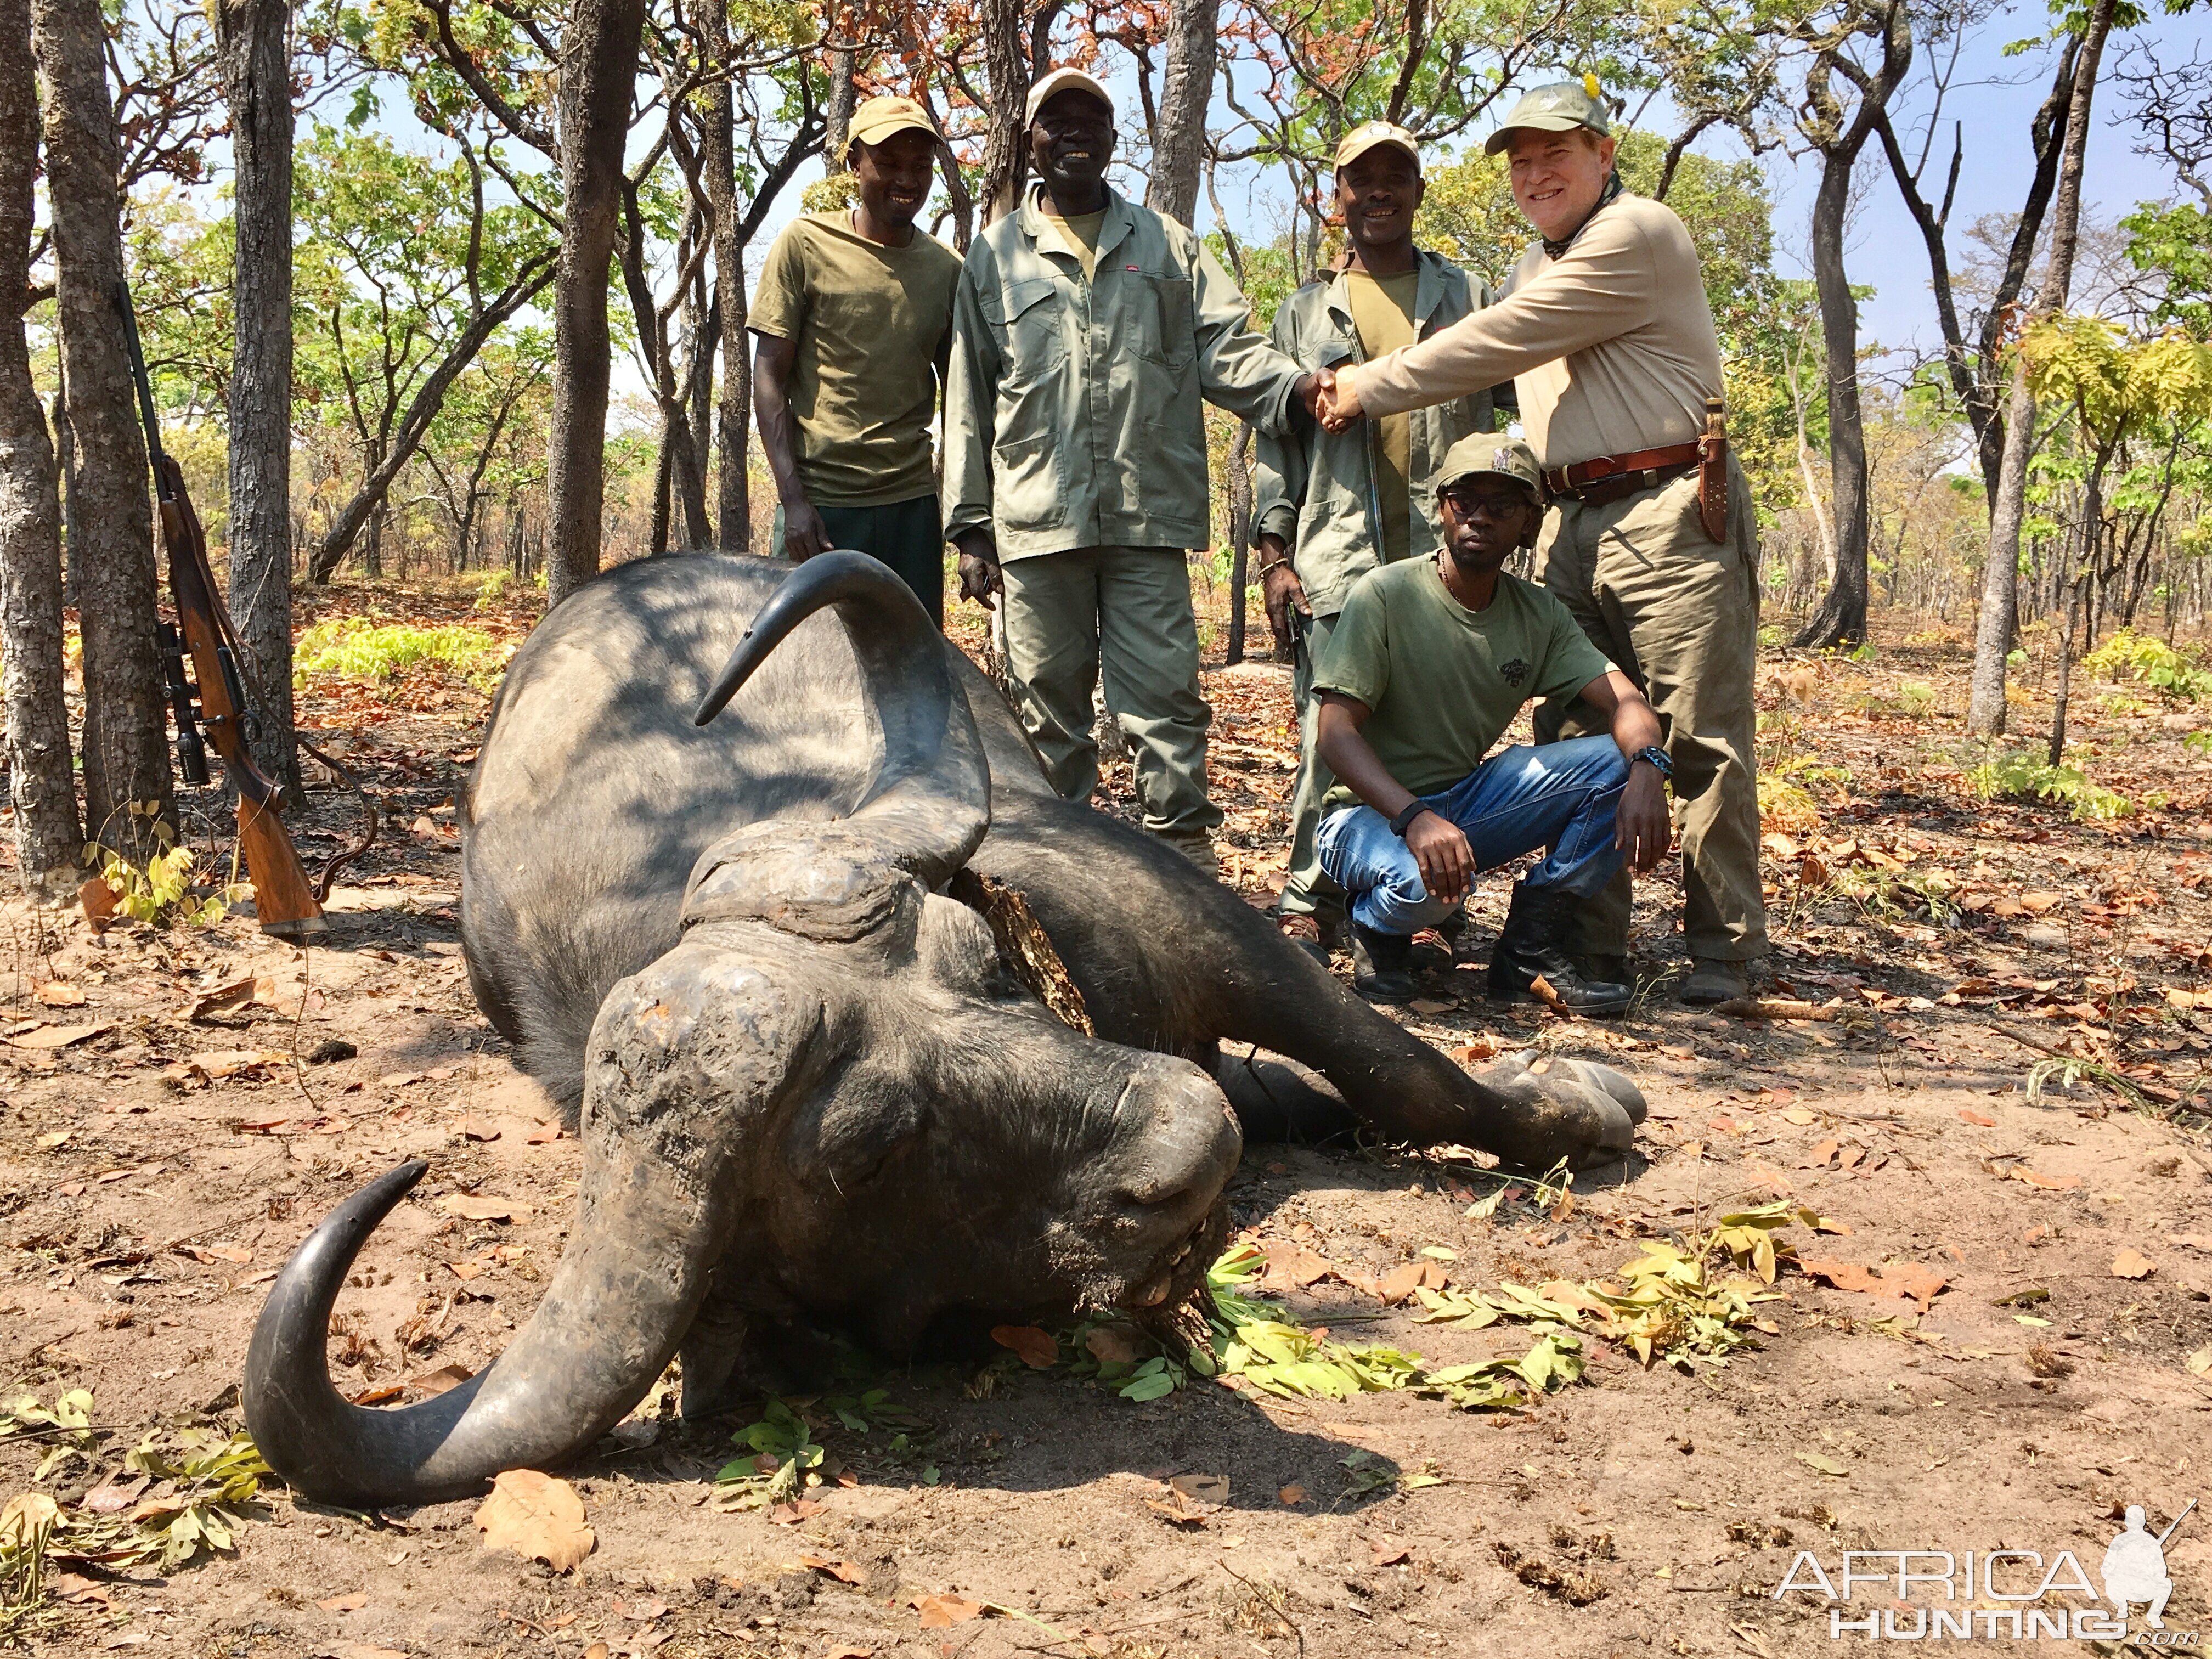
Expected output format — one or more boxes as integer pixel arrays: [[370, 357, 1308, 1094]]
[[1312, 435, 1671, 1012]]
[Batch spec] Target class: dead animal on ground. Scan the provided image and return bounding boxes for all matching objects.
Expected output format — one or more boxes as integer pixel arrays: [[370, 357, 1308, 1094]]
[[244, 551, 1644, 1506]]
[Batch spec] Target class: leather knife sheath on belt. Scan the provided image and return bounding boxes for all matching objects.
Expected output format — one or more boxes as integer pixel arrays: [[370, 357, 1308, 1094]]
[[1538, 397, 1730, 544]]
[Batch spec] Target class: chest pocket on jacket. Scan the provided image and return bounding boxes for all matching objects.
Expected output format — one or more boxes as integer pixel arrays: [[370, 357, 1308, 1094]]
[[1126, 272, 1195, 369], [989, 276, 1065, 385]]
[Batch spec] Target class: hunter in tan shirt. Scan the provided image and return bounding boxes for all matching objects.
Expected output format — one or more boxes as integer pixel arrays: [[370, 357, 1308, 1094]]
[[1342, 191, 1724, 469], [1318, 79, 1767, 1007]]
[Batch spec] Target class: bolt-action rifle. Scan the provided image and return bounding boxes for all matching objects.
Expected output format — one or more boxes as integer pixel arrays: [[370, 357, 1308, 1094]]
[[117, 283, 326, 941]]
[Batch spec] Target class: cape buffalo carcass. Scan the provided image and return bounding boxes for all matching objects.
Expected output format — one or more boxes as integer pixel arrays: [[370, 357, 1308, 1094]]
[[244, 552, 1643, 1507]]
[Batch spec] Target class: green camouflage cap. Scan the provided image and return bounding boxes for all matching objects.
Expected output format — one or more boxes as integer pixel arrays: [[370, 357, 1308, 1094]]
[[1483, 77, 1612, 155], [1435, 434, 1543, 501]]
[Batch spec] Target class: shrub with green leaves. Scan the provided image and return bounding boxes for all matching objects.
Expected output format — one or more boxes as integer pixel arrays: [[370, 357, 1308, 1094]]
[[2081, 629, 2212, 703], [1966, 752, 2136, 821], [294, 617, 511, 693]]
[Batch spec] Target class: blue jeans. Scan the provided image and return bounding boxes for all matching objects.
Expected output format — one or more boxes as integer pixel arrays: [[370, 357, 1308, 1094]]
[[1315, 737, 1630, 936]]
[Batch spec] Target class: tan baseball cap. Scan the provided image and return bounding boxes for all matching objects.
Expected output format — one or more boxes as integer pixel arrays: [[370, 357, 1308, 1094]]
[[1435, 434, 1544, 501], [848, 95, 938, 151], [1024, 66, 1114, 129], [1334, 121, 1421, 174], [1483, 77, 1613, 156]]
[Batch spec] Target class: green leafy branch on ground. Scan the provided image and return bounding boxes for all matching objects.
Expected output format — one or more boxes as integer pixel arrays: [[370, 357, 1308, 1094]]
[[2081, 629, 2212, 704], [713, 1389, 936, 1509], [2, 1396, 274, 1610]]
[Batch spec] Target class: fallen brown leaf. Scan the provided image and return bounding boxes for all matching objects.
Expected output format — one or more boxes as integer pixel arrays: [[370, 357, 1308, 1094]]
[[799, 1555, 867, 1585], [189, 977, 258, 1020], [1370, 1538, 1411, 1566], [473, 1469, 594, 1573], [10, 1022, 112, 1049], [989, 1324, 1057, 1368], [408, 1364, 474, 1397], [190, 1048, 288, 1079], [33, 980, 85, 1007], [1278, 1483, 1306, 1505], [2011, 1167, 2083, 1192], [826, 1646, 874, 1659], [765, 1500, 825, 1526], [1957, 1109, 1997, 1127], [78, 877, 118, 932], [317, 1593, 368, 1612], [456, 1116, 500, 1142], [2111, 1249, 2157, 1280], [913, 1593, 984, 1629]]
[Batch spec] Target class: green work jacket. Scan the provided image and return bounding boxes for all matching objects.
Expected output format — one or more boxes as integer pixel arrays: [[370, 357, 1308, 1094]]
[[1252, 252, 1496, 618], [943, 184, 1305, 562]]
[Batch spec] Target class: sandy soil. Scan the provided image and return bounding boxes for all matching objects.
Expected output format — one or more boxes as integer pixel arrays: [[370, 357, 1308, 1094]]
[[3, 600, 2210, 1659]]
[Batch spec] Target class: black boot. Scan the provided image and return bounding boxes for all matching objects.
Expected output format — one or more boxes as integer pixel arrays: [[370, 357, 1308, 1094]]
[[1487, 884, 1632, 1017], [1351, 924, 1415, 1003]]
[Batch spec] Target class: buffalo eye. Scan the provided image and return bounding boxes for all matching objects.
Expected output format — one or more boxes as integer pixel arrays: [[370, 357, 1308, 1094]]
[[805, 1088, 930, 1188]]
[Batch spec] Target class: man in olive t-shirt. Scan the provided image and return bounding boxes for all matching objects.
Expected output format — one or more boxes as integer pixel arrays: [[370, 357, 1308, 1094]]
[[752, 96, 962, 622], [1312, 436, 1669, 1011]]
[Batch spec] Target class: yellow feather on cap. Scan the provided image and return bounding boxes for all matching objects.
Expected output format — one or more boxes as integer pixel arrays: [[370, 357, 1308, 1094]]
[[1582, 72, 1602, 99]]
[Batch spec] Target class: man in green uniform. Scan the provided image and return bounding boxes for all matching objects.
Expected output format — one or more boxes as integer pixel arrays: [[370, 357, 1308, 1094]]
[[1319, 80, 1766, 1003], [1311, 436, 1669, 1009], [1253, 120, 1498, 950], [753, 95, 962, 622], [944, 67, 1327, 870]]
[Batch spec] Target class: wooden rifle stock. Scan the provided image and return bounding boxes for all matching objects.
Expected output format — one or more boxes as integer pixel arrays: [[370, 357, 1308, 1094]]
[[121, 284, 325, 940]]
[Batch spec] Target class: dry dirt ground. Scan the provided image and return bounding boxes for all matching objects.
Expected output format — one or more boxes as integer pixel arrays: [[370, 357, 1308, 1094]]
[[4, 591, 2212, 1659]]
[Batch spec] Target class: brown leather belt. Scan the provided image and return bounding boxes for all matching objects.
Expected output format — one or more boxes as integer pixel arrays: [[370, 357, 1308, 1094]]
[[1542, 442, 1703, 505]]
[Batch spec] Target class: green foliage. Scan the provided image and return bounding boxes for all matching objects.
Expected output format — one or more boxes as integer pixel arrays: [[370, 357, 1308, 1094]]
[[0, 1391, 97, 1483], [294, 617, 511, 692], [714, 1399, 826, 1509], [2081, 628, 2212, 702], [1, 1398, 272, 1579], [1967, 752, 2137, 820], [80, 808, 235, 927]]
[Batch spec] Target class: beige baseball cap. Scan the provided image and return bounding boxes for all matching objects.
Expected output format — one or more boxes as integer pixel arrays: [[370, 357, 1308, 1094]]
[[847, 95, 938, 151], [1024, 66, 1114, 129], [1483, 77, 1613, 156], [1435, 434, 1544, 502], [1334, 121, 1421, 174]]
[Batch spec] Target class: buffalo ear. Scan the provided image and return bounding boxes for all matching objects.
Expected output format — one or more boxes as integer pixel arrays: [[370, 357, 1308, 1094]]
[[795, 1075, 931, 1189]]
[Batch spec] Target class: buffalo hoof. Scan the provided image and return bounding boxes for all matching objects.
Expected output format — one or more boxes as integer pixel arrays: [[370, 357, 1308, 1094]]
[[1475, 1049, 1647, 1171]]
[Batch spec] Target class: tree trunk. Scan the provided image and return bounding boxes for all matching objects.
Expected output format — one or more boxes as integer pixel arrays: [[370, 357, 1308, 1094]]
[[1225, 421, 1251, 664], [1145, 0, 1215, 227], [1967, 0, 2117, 736], [1791, 148, 1871, 650], [822, 47, 856, 169], [545, 0, 645, 608], [979, 0, 1031, 226], [1967, 364, 2034, 733], [702, 0, 748, 550], [0, 0, 80, 892], [32, 0, 173, 857], [211, 0, 297, 798]]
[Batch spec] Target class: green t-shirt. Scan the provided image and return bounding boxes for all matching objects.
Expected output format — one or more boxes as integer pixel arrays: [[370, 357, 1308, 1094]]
[[749, 212, 963, 507], [1312, 558, 1614, 812]]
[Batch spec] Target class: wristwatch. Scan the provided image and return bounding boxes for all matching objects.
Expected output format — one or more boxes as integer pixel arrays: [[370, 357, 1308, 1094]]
[[1389, 800, 1431, 837], [1632, 744, 1674, 780]]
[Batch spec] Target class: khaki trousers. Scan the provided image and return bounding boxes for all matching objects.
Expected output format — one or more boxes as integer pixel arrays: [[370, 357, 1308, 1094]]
[[1532, 458, 1768, 962], [1278, 608, 1346, 918], [998, 545, 1221, 837]]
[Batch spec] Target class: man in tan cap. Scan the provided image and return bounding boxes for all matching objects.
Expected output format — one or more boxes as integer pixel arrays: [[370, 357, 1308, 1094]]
[[1255, 119, 1502, 956], [1310, 433, 1668, 1008], [1315, 78, 1766, 1004], [753, 95, 961, 620], [943, 67, 1328, 870]]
